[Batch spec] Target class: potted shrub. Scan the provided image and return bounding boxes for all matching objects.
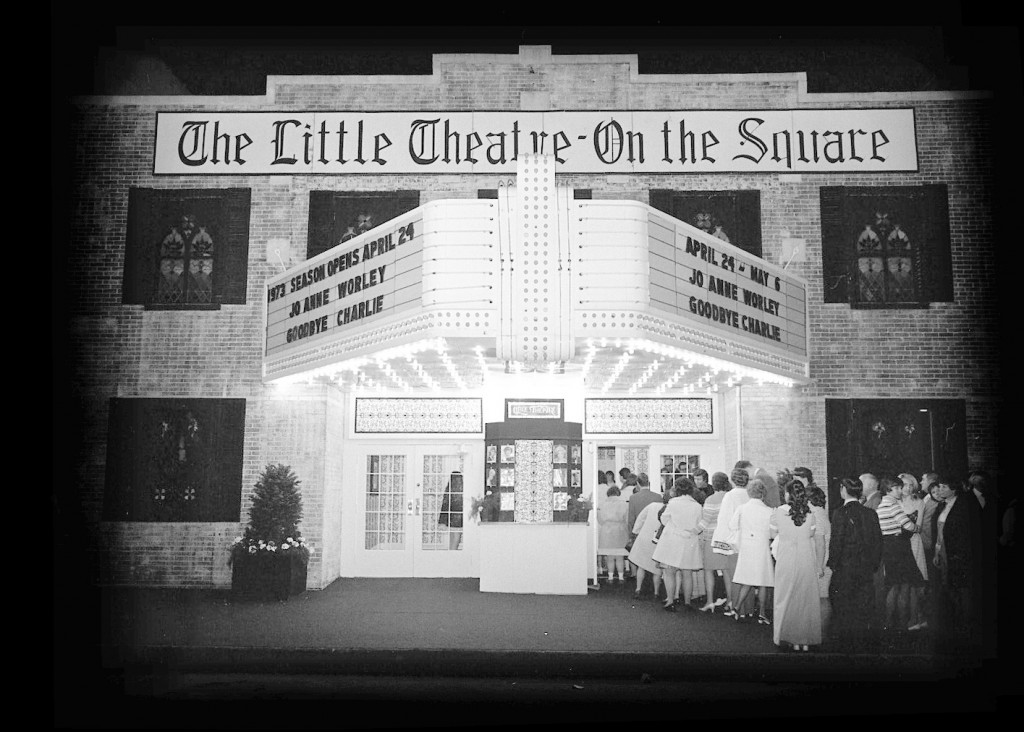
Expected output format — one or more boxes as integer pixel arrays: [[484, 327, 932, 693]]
[[230, 463, 311, 601]]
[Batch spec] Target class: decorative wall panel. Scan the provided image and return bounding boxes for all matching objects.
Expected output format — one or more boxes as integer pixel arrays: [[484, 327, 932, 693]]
[[585, 398, 713, 434], [355, 398, 482, 433], [513, 439, 554, 523]]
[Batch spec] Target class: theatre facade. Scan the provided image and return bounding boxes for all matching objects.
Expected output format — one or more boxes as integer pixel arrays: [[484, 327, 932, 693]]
[[67, 46, 999, 590]]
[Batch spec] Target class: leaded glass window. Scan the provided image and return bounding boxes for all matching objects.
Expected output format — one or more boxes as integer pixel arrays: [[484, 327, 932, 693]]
[[158, 212, 216, 304], [820, 185, 952, 308], [124, 188, 250, 308], [855, 210, 918, 304]]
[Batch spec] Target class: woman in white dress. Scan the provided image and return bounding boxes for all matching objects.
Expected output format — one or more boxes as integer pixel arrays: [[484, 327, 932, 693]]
[[729, 478, 775, 624], [898, 472, 929, 630], [714, 468, 752, 618], [628, 495, 667, 600], [770, 479, 821, 651], [652, 477, 704, 612]]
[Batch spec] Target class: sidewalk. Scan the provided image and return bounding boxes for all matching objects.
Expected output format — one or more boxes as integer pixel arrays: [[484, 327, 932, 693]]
[[99, 577, 974, 673], [58, 577, 1009, 725]]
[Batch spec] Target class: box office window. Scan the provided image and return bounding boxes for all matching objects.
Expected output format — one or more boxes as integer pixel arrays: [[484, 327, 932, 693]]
[[123, 188, 251, 308], [102, 398, 246, 522], [307, 191, 420, 259], [649, 189, 762, 258], [820, 185, 953, 308]]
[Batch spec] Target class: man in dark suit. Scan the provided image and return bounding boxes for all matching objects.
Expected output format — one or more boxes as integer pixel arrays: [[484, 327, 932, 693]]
[[828, 477, 883, 651], [931, 476, 983, 653]]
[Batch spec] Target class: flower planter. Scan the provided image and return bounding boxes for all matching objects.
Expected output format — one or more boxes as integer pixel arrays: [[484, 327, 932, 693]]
[[231, 551, 308, 601]]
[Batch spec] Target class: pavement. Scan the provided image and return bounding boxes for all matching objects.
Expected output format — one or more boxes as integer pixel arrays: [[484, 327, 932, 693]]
[[55, 576, 1015, 727]]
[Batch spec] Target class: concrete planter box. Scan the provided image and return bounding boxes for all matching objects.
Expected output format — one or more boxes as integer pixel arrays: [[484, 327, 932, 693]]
[[231, 551, 308, 601]]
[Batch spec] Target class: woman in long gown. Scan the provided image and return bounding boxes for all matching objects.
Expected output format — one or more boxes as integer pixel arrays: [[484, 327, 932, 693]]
[[770, 479, 822, 651], [729, 478, 775, 624]]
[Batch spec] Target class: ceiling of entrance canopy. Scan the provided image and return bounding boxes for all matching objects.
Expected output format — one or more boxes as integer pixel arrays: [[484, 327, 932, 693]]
[[283, 337, 799, 394]]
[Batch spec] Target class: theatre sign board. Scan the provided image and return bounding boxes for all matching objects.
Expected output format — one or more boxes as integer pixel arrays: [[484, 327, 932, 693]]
[[646, 207, 807, 359], [264, 209, 425, 359], [156, 109, 917, 175]]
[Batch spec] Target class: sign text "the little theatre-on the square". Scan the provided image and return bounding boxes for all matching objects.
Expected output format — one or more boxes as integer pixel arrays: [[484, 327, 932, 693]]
[[155, 110, 917, 174]]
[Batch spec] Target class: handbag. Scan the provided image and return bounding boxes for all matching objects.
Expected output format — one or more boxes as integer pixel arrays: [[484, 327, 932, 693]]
[[625, 535, 635, 552]]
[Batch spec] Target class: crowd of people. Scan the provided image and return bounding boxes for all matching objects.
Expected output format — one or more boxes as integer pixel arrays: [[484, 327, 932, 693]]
[[595, 462, 1009, 654]]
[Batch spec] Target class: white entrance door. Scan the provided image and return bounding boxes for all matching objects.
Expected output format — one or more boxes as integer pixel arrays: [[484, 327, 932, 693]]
[[346, 445, 472, 577]]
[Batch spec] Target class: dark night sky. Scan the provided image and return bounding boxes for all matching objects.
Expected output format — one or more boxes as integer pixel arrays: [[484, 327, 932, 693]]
[[51, 15, 1020, 97]]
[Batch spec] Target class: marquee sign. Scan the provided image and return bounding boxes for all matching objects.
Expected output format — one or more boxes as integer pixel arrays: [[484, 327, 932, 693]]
[[648, 208, 807, 358], [156, 109, 917, 175], [265, 209, 423, 358]]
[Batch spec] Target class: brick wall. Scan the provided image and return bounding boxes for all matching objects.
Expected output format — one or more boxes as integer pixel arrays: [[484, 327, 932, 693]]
[[67, 48, 998, 588]]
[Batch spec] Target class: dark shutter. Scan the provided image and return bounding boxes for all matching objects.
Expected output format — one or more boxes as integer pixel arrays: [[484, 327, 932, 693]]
[[209, 398, 246, 521], [732, 189, 762, 258], [649, 189, 672, 215], [573, 189, 592, 200], [307, 190, 337, 259], [477, 189, 499, 199], [824, 398, 854, 514], [214, 189, 252, 305], [819, 187, 849, 304], [102, 398, 137, 520], [123, 188, 160, 304], [920, 184, 953, 302], [929, 400, 967, 481]]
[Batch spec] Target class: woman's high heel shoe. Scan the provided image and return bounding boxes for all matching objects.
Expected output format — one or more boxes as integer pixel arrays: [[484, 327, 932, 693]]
[[699, 602, 716, 613], [663, 602, 677, 612]]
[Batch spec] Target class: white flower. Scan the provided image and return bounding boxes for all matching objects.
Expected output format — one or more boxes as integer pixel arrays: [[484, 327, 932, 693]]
[[248, 546, 257, 554], [281, 543, 290, 550]]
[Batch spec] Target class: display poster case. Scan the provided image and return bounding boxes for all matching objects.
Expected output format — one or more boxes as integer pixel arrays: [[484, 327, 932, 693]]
[[483, 400, 583, 523]]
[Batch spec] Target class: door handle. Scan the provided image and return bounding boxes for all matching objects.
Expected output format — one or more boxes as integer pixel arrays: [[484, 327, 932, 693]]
[[407, 500, 413, 515], [415, 498, 421, 516]]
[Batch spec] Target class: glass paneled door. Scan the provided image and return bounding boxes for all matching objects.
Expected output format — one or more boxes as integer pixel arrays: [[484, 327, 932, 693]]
[[347, 445, 472, 577]]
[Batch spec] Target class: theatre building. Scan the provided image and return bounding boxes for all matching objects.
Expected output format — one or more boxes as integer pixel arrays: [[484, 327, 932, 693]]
[[66, 46, 1000, 591]]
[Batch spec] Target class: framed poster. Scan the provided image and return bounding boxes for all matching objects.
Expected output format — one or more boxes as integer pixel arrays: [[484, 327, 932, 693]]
[[553, 444, 567, 464]]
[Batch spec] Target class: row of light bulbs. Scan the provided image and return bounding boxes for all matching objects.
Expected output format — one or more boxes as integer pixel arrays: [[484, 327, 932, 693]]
[[275, 335, 800, 393]]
